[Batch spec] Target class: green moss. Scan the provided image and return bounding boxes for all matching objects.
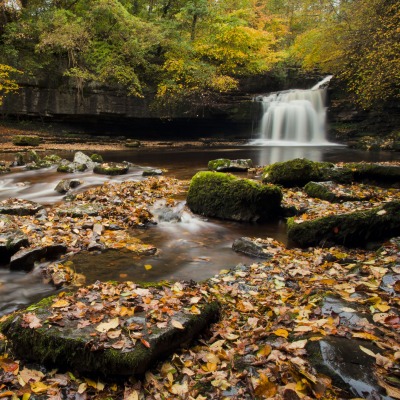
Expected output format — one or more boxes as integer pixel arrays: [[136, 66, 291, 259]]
[[43, 154, 62, 163], [187, 171, 282, 222], [346, 163, 400, 184], [12, 135, 41, 146], [57, 164, 74, 173], [287, 201, 400, 247], [208, 159, 230, 171], [262, 158, 337, 187], [90, 153, 104, 163], [208, 158, 253, 171], [93, 163, 129, 176]]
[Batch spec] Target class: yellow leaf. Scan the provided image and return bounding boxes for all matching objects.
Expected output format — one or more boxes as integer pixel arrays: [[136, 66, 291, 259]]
[[254, 373, 278, 397], [171, 319, 185, 330], [30, 381, 48, 394], [359, 346, 376, 358], [376, 303, 391, 312], [22, 393, 31, 400], [51, 299, 70, 308], [352, 332, 379, 341], [96, 318, 119, 333], [144, 264, 152, 270], [257, 344, 272, 358], [273, 328, 289, 338]]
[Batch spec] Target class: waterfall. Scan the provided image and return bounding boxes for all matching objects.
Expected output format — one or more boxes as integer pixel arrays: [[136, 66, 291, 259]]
[[251, 76, 333, 146]]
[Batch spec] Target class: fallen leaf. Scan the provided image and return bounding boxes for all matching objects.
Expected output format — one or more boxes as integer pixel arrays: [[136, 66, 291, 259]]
[[51, 299, 70, 308], [273, 328, 289, 338], [352, 332, 379, 341], [96, 317, 119, 333], [359, 346, 376, 358], [171, 319, 185, 330]]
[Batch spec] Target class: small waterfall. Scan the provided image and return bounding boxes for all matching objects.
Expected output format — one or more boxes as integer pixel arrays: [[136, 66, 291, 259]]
[[251, 76, 333, 146]]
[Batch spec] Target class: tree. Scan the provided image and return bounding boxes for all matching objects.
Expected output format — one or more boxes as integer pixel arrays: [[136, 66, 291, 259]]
[[0, 64, 21, 105]]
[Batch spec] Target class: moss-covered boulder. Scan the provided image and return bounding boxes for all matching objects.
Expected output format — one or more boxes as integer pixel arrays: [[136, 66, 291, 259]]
[[90, 153, 104, 163], [94, 162, 129, 176], [25, 152, 62, 170], [304, 181, 374, 202], [12, 135, 41, 146], [262, 158, 352, 187], [54, 179, 83, 194], [287, 201, 400, 247], [346, 163, 400, 185], [57, 161, 88, 173], [142, 169, 163, 177], [125, 140, 141, 148], [1, 281, 220, 377], [208, 158, 253, 172], [187, 171, 282, 222]]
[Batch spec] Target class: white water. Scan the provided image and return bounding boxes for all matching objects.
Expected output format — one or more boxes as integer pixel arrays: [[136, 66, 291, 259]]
[[251, 76, 334, 146]]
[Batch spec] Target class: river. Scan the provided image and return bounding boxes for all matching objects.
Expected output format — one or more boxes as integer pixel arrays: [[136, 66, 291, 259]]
[[0, 144, 398, 315]]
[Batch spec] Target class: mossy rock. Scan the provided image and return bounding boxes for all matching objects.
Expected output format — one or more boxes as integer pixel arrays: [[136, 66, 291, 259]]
[[0, 229, 29, 261], [262, 158, 352, 187], [90, 153, 104, 163], [1, 282, 220, 377], [0, 198, 43, 216], [57, 162, 87, 173], [208, 158, 253, 172], [12, 135, 41, 146], [287, 201, 400, 247], [57, 202, 104, 217], [94, 162, 129, 176], [125, 140, 141, 148], [187, 171, 282, 222], [346, 163, 400, 185], [0, 165, 10, 174]]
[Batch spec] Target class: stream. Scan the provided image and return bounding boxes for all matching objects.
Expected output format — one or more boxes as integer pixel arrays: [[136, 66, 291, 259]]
[[0, 144, 398, 316]]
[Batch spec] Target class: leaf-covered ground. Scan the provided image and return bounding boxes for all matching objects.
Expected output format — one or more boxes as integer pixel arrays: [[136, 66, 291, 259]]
[[1, 176, 400, 399]]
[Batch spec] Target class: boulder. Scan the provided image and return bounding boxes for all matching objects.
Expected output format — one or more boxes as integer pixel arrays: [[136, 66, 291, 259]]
[[262, 158, 352, 187], [287, 201, 400, 247], [304, 181, 373, 202], [12, 135, 41, 146], [0, 198, 43, 216], [125, 140, 141, 148], [9, 244, 68, 271], [0, 230, 29, 261], [208, 158, 253, 172], [57, 202, 104, 217], [347, 162, 400, 185], [232, 237, 282, 258], [57, 161, 88, 173], [1, 281, 220, 377], [73, 151, 97, 169], [187, 171, 282, 222], [90, 153, 104, 163], [25, 152, 62, 170], [54, 179, 83, 194], [94, 162, 129, 176], [142, 169, 163, 177]]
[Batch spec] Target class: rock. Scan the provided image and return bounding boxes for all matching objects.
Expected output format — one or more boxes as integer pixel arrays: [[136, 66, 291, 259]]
[[57, 161, 88, 173], [57, 202, 104, 217], [125, 140, 141, 148], [347, 162, 400, 185], [0, 198, 43, 216], [208, 158, 253, 172], [287, 201, 400, 247], [9, 244, 68, 271], [54, 179, 83, 194], [87, 241, 106, 251], [25, 152, 61, 170], [94, 162, 129, 176], [187, 171, 282, 222], [142, 169, 163, 177], [262, 158, 352, 187], [0, 164, 10, 173], [304, 181, 372, 202], [0, 230, 29, 262], [13, 152, 25, 166], [90, 153, 104, 163], [12, 135, 41, 146], [232, 237, 280, 258], [307, 336, 390, 399], [1, 282, 220, 377], [73, 151, 97, 169]]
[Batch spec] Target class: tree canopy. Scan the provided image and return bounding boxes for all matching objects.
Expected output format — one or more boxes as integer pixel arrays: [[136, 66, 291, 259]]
[[0, 0, 398, 109]]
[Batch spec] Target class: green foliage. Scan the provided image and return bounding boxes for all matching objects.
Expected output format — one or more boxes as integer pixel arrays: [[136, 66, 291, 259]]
[[0, 64, 21, 105]]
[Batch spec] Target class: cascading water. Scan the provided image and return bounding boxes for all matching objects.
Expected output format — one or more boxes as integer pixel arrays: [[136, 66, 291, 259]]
[[251, 76, 333, 146]]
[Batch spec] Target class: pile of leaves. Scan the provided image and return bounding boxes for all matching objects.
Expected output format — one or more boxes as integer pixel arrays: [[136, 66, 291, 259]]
[[1, 236, 399, 399]]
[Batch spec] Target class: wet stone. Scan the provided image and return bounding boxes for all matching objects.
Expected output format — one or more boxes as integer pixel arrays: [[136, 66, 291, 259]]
[[73, 151, 97, 170], [57, 161, 88, 173], [9, 244, 68, 271], [142, 169, 163, 177], [208, 158, 253, 172], [94, 162, 129, 176], [307, 336, 391, 399], [0, 230, 29, 262], [0, 198, 43, 216], [232, 237, 277, 259], [54, 179, 83, 194], [57, 203, 104, 217]]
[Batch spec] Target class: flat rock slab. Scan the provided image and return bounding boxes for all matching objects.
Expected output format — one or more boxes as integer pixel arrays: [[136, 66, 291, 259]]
[[1, 281, 220, 377], [287, 201, 400, 247], [9, 244, 68, 271], [0, 229, 29, 261], [94, 162, 129, 176], [0, 198, 43, 216], [57, 202, 104, 217]]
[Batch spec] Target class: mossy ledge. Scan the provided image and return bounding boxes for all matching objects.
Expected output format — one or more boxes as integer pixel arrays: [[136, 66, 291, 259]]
[[0, 294, 220, 377], [287, 201, 400, 247], [186, 171, 282, 222]]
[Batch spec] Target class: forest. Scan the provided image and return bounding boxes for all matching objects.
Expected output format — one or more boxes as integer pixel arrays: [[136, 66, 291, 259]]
[[0, 0, 399, 111]]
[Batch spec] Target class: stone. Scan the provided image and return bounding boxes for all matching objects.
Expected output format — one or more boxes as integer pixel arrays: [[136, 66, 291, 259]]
[[73, 151, 97, 169], [90, 153, 104, 163], [346, 162, 400, 185], [57, 202, 104, 217], [307, 337, 390, 399], [304, 181, 373, 202], [208, 158, 253, 172], [54, 179, 83, 194], [187, 171, 282, 222], [0, 282, 220, 377], [0, 198, 43, 216], [262, 158, 352, 187], [94, 162, 129, 176], [287, 201, 400, 247], [12, 135, 41, 146], [142, 169, 163, 177], [125, 140, 141, 148], [0, 230, 29, 262], [232, 237, 278, 258], [9, 244, 68, 271], [57, 161, 88, 173]]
